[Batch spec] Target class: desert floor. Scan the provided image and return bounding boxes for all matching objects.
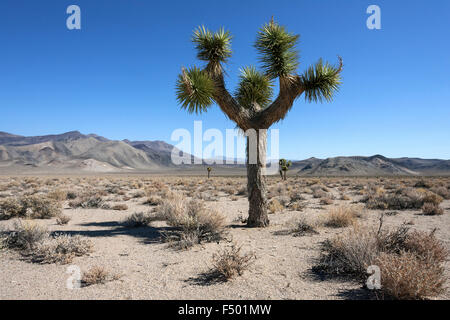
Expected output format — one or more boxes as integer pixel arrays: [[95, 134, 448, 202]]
[[0, 175, 449, 300]]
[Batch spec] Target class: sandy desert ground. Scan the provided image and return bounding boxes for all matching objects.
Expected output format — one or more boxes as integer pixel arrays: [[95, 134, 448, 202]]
[[0, 174, 449, 300]]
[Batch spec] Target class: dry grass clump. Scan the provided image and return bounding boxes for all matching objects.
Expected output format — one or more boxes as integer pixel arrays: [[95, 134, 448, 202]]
[[111, 204, 128, 211], [211, 243, 255, 281], [66, 191, 77, 200], [81, 266, 118, 286], [69, 195, 104, 209], [312, 189, 328, 199], [374, 251, 446, 300], [320, 197, 334, 205], [0, 196, 61, 220], [33, 234, 93, 264], [143, 195, 163, 206], [323, 206, 358, 228], [56, 213, 71, 225], [289, 217, 320, 236], [123, 212, 153, 227], [268, 198, 283, 214], [313, 219, 448, 300], [47, 190, 68, 201], [156, 194, 226, 249], [430, 186, 450, 200], [414, 179, 432, 189], [23, 196, 62, 219], [340, 194, 351, 201], [2, 220, 49, 250], [236, 186, 247, 196], [0, 197, 23, 220], [1, 220, 93, 264], [364, 188, 442, 210], [421, 202, 444, 216]]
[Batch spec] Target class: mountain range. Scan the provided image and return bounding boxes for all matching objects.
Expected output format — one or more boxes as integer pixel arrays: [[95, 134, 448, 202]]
[[0, 131, 448, 175]]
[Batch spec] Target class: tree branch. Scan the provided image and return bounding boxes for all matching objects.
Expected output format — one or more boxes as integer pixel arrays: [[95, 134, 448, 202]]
[[206, 63, 252, 130], [251, 76, 303, 128], [252, 56, 343, 128]]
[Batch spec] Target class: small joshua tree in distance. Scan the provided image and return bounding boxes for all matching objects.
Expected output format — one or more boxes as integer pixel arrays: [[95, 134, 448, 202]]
[[176, 18, 342, 227], [279, 159, 292, 180], [207, 166, 212, 179]]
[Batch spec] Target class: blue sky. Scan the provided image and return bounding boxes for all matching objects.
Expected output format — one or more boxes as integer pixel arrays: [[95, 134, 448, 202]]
[[1, 0, 449, 160]]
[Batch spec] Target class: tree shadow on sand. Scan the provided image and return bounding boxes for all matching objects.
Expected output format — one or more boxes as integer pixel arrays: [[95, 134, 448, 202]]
[[50, 221, 175, 245], [184, 270, 228, 286], [303, 268, 377, 300]]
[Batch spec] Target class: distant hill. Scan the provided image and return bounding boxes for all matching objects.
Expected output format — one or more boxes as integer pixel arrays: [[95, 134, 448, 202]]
[[294, 155, 450, 176], [0, 131, 448, 175], [0, 131, 165, 172]]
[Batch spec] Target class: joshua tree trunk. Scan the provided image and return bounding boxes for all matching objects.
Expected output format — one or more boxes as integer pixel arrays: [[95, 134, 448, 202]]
[[246, 130, 269, 227], [283, 170, 287, 180], [208, 171, 210, 179]]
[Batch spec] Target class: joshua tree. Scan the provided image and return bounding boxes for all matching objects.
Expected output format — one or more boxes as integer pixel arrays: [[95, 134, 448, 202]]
[[176, 19, 342, 227], [279, 159, 292, 180], [207, 166, 212, 178]]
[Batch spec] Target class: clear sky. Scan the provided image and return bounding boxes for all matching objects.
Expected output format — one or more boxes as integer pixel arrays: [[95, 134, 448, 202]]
[[1, 0, 449, 160]]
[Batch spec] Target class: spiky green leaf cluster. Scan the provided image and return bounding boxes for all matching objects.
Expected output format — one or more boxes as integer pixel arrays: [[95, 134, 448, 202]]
[[176, 67, 215, 114], [301, 59, 342, 103], [254, 21, 299, 79], [279, 158, 292, 171], [192, 26, 232, 64], [235, 66, 273, 109]]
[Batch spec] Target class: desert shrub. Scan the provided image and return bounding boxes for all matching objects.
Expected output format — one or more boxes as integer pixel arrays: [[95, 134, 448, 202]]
[[421, 202, 444, 216], [81, 266, 110, 286], [3, 220, 49, 250], [365, 188, 442, 210], [340, 194, 351, 201], [268, 198, 283, 214], [66, 191, 77, 200], [124, 212, 152, 227], [56, 214, 71, 225], [375, 252, 446, 300], [47, 190, 68, 201], [111, 204, 128, 211], [320, 197, 334, 205], [429, 186, 450, 200], [289, 217, 319, 236], [22, 196, 62, 219], [132, 191, 145, 198], [0, 198, 23, 220], [0, 196, 61, 220], [2, 221, 93, 264], [288, 201, 305, 211], [69, 195, 103, 209], [312, 189, 328, 199], [211, 243, 255, 280], [313, 221, 447, 299], [324, 206, 358, 228], [422, 192, 443, 205], [313, 225, 379, 278], [157, 195, 226, 249], [414, 179, 432, 189], [403, 230, 447, 264], [289, 191, 305, 202], [236, 186, 247, 196], [33, 234, 93, 264], [143, 195, 163, 206]]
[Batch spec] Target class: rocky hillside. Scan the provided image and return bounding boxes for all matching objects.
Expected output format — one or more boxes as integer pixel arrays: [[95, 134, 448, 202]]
[[295, 155, 450, 176], [0, 131, 448, 175]]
